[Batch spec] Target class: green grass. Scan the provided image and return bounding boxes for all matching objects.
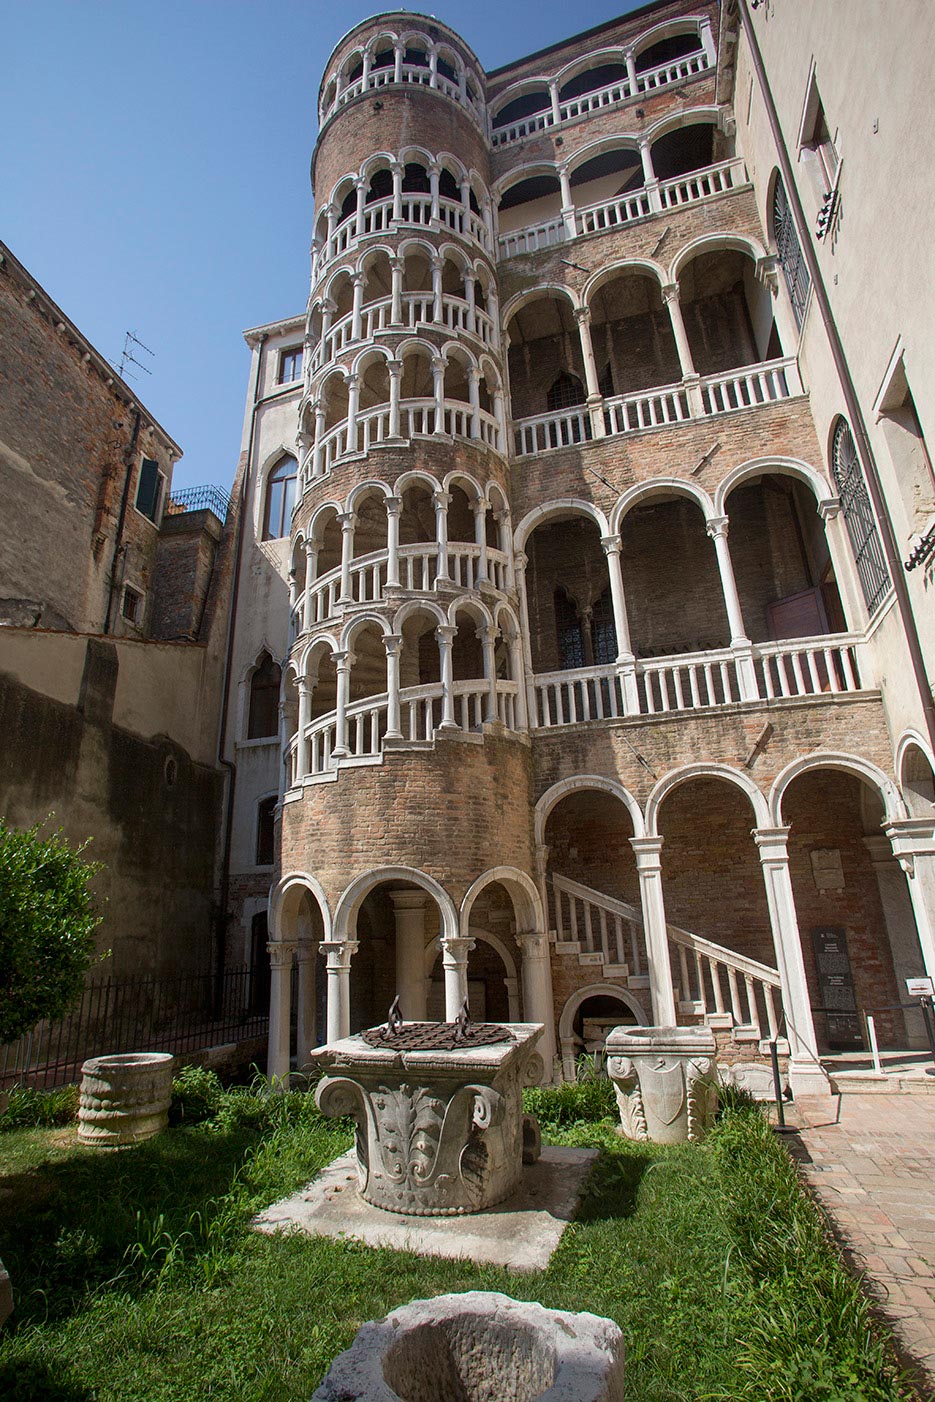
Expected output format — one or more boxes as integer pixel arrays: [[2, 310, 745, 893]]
[[0, 1078, 916, 1401]]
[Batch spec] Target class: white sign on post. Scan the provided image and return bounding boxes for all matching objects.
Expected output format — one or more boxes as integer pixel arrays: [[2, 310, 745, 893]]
[[906, 977, 934, 997]]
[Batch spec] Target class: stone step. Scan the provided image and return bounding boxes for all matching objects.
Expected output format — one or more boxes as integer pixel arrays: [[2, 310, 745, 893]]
[[827, 1070, 935, 1094]]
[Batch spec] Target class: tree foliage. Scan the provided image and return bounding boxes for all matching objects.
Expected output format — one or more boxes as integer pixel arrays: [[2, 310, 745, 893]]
[[0, 819, 102, 1044]]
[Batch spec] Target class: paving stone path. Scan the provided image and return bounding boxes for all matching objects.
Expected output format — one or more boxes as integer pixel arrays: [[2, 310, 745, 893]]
[[791, 1093, 935, 1396]]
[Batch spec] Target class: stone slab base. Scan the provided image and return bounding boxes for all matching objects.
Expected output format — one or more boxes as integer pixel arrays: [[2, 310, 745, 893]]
[[253, 1146, 597, 1272]]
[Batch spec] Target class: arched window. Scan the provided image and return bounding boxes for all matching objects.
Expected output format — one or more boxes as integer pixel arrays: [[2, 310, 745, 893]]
[[248, 652, 282, 738], [555, 588, 585, 669], [772, 174, 810, 329], [830, 419, 890, 614], [263, 455, 297, 540], [590, 588, 617, 665], [547, 372, 586, 412]]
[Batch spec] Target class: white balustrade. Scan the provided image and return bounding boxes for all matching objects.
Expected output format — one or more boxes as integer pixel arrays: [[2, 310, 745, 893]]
[[313, 190, 490, 282], [490, 48, 710, 148], [551, 873, 647, 975], [574, 189, 651, 236], [321, 61, 486, 130], [303, 397, 502, 484], [658, 157, 747, 209], [603, 385, 691, 435], [513, 406, 591, 457], [497, 218, 566, 259], [530, 633, 866, 728], [700, 357, 801, 415]]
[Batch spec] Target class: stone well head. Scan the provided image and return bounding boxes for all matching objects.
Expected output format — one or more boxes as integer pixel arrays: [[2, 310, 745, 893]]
[[311, 1291, 625, 1402]]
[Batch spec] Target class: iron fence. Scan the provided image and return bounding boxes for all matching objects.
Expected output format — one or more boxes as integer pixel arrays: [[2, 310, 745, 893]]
[[166, 484, 231, 521], [1, 967, 269, 1091]]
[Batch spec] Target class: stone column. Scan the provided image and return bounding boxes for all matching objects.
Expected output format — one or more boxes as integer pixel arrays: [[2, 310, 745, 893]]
[[389, 255, 405, 325], [464, 274, 477, 335], [705, 516, 758, 701], [431, 256, 444, 323], [753, 827, 826, 1093], [699, 15, 716, 67], [575, 306, 607, 438], [548, 79, 561, 125], [384, 632, 403, 739], [639, 140, 662, 213], [513, 549, 539, 726], [387, 358, 402, 439], [441, 935, 475, 1017], [391, 160, 403, 221], [361, 50, 371, 88], [624, 47, 637, 94], [473, 497, 490, 585], [467, 366, 481, 440], [354, 179, 367, 240], [266, 941, 296, 1087], [428, 162, 440, 221], [311, 402, 326, 477], [433, 488, 451, 581], [886, 820, 935, 983], [819, 499, 868, 635], [385, 494, 401, 588], [295, 678, 311, 782], [865, 833, 928, 1046], [516, 929, 557, 1078], [295, 940, 318, 1067], [601, 534, 639, 713], [630, 837, 677, 1025], [480, 625, 498, 722], [332, 650, 352, 758], [321, 939, 358, 1043], [338, 510, 356, 603], [344, 373, 360, 456], [558, 166, 576, 240], [350, 271, 365, 341], [436, 624, 458, 730], [432, 355, 447, 435], [393, 43, 403, 84], [390, 890, 429, 1020], [661, 283, 703, 414]]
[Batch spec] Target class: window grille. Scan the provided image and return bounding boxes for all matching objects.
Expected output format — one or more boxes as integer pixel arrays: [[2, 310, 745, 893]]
[[772, 176, 810, 329], [555, 589, 585, 670], [590, 589, 618, 665], [547, 372, 586, 413], [830, 419, 890, 614]]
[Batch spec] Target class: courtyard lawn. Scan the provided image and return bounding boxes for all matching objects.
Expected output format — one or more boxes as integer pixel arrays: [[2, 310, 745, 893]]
[[0, 1078, 916, 1401]]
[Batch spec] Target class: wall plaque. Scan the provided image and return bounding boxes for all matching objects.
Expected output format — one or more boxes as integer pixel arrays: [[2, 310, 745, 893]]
[[811, 926, 863, 1050]]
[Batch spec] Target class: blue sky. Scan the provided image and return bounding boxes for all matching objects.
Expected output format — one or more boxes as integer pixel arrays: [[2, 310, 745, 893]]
[[4, 2, 636, 492]]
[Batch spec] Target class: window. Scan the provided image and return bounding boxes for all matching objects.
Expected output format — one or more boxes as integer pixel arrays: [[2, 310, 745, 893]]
[[121, 584, 143, 625], [772, 174, 810, 329], [590, 589, 618, 665], [256, 796, 277, 866], [135, 457, 165, 523], [830, 418, 890, 614], [279, 347, 303, 384], [262, 455, 298, 540], [555, 589, 585, 670], [248, 652, 281, 738], [547, 372, 586, 412], [804, 97, 839, 191], [876, 355, 935, 533]]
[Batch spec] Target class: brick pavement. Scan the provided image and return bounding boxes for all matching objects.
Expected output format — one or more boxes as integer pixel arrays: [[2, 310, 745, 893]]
[[791, 1093, 935, 1396]]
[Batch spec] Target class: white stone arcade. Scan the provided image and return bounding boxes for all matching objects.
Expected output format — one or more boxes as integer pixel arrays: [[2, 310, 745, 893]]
[[312, 1023, 544, 1215]]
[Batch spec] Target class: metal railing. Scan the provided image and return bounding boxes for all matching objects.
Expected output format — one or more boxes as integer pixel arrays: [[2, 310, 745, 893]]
[[0, 968, 268, 1091], [166, 485, 231, 520]]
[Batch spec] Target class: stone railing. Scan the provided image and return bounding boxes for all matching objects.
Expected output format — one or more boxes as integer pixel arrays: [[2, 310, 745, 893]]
[[531, 631, 868, 727], [290, 678, 519, 780], [311, 294, 496, 371], [669, 926, 782, 1042], [490, 48, 710, 148], [512, 356, 803, 457], [305, 398, 503, 482], [551, 873, 647, 976], [313, 194, 491, 283], [497, 157, 748, 259], [292, 543, 512, 635], [322, 62, 486, 130]]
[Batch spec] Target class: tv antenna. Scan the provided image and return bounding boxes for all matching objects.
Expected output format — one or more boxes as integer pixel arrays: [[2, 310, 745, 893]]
[[116, 330, 154, 381]]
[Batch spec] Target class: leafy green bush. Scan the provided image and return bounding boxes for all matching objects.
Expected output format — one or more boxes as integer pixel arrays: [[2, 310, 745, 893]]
[[0, 819, 102, 1043], [168, 1064, 226, 1126], [523, 1077, 617, 1130], [0, 1083, 79, 1130]]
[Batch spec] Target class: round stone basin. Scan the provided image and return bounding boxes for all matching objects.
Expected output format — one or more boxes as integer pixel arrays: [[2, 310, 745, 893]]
[[78, 1051, 175, 1149], [312, 1292, 625, 1401]]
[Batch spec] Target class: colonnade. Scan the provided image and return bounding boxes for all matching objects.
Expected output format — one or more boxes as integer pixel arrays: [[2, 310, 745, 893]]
[[323, 37, 485, 127]]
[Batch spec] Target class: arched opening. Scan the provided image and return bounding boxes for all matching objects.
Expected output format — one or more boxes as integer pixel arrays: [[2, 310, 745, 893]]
[[679, 247, 780, 375], [650, 122, 718, 182], [360, 249, 392, 310], [588, 272, 680, 397], [400, 345, 434, 403], [262, 455, 298, 541], [350, 489, 389, 565], [357, 352, 390, 414], [569, 148, 644, 213], [447, 481, 477, 546], [559, 986, 645, 1078], [524, 513, 612, 672], [451, 601, 487, 689], [724, 472, 845, 647], [497, 173, 562, 236], [544, 788, 640, 954], [618, 494, 728, 660], [248, 652, 281, 739], [783, 767, 929, 1052], [491, 88, 551, 133], [320, 373, 349, 434], [311, 507, 342, 583], [830, 418, 890, 617], [348, 879, 446, 1033], [275, 882, 327, 1058], [559, 61, 628, 103], [348, 621, 388, 707], [506, 296, 585, 424], [635, 30, 703, 74], [307, 643, 337, 724], [399, 607, 442, 690], [901, 744, 935, 818], [432, 882, 522, 1020]]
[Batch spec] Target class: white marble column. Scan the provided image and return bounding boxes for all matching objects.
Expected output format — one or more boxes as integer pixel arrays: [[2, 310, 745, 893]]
[[753, 826, 827, 1093], [389, 255, 405, 325], [387, 358, 402, 438], [266, 940, 296, 1087], [624, 47, 637, 94], [640, 140, 662, 212], [350, 271, 365, 341], [295, 679, 311, 782], [390, 890, 429, 1020], [864, 833, 928, 1046], [337, 510, 356, 603], [467, 366, 481, 439], [384, 632, 403, 738], [516, 929, 557, 1079], [431, 256, 444, 324], [303, 539, 319, 623], [391, 160, 403, 221], [441, 935, 475, 1017], [886, 820, 935, 984], [473, 498, 490, 585], [344, 373, 360, 455], [321, 939, 358, 1042], [385, 494, 401, 588], [432, 355, 447, 434], [548, 79, 561, 125], [513, 549, 539, 726], [575, 306, 607, 438], [429, 162, 440, 222], [601, 533, 639, 713], [558, 166, 576, 240], [354, 179, 367, 240], [433, 488, 451, 581], [630, 837, 678, 1024], [480, 624, 498, 722], [436, 624, 457, 729], [332, 649, 352, 758], [295, 940, 318, 1066], [705, 515, 758, 701]]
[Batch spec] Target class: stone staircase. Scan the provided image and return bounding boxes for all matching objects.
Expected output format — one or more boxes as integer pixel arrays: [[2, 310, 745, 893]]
[[549, 872, 784, 1050]]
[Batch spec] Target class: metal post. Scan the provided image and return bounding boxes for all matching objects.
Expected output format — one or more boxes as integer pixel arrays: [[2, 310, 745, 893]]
[[769, 1039, 787, 1129]]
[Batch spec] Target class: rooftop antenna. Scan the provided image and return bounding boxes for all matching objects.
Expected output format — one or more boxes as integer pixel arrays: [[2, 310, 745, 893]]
[[115, 330, 154, 381]]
